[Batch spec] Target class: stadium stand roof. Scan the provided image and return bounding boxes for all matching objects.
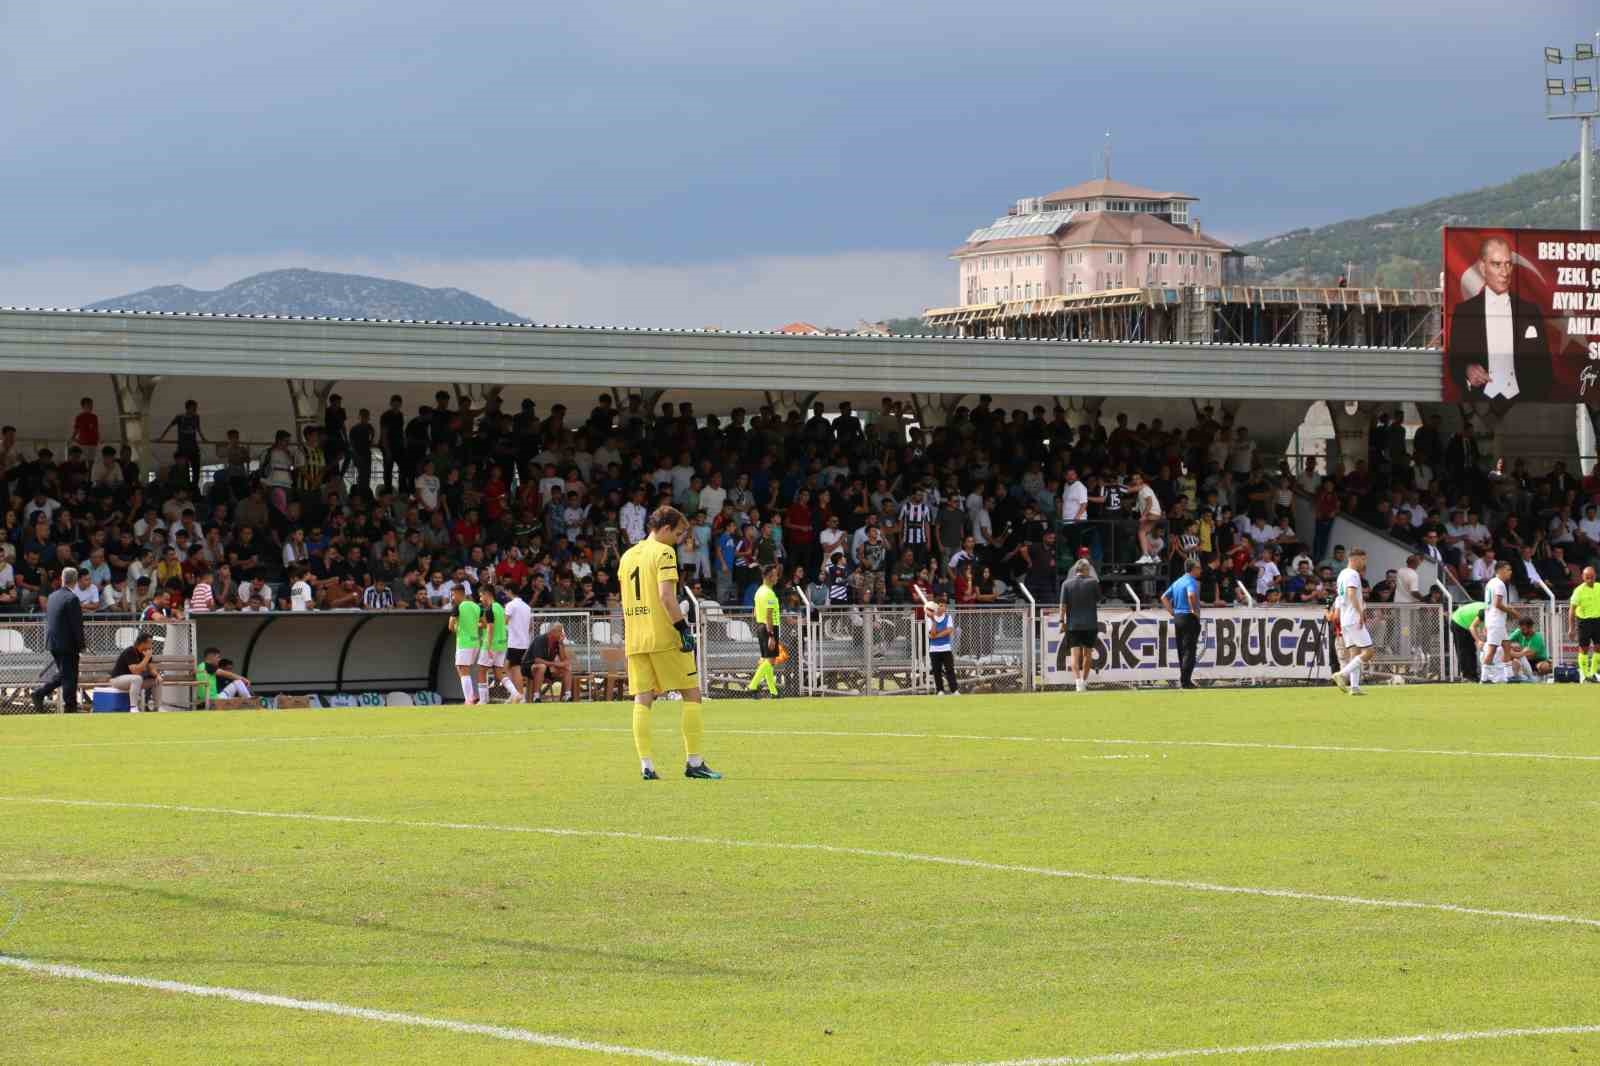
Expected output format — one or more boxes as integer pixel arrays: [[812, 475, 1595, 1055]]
[[0, 306, 1443, 401]]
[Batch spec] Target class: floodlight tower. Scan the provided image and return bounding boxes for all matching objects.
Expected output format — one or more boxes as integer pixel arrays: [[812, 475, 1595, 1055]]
[[1547, 38, 1600, 229]]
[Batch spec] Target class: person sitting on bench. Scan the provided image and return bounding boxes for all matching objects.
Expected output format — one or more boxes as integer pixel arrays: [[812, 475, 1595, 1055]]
[[109, 632, 162, 712], [196, 646, 253, 707]]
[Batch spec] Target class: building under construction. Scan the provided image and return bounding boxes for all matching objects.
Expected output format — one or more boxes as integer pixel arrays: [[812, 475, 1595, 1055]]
[[923, 284, 1441, 347], [929, 176, 1440, 347]]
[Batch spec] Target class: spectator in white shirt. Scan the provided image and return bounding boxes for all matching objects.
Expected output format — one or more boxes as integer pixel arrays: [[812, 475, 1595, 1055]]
[[237, 577, 272, 609], [669, 452, 695, 500], [537, 462, 565, 501], [818, 515, 848, 563], [972, 499, 994, 547], [1578, 504, 1600, 563], [1060, 468, 1089, 524], [699, 472, 727, 518], [1253, 548, 1281, 598], [414, 460, 441, 512], [72, 570, 102, 612], [1227, 427, 1255, 476], [1549, 506, 1578, 549], [0, 556, 15, 610], [1129, 472, 1163, 562], [1295, 457, 1321, 496], [619, 488, 648, 545], [286, 571, 313, 610], [23, 492, 60, 526], [1397, 555, 1424, 603]]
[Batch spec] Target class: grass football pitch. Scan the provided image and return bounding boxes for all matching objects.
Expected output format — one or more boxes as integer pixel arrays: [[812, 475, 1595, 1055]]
[[4, 686, 1600, 1065]]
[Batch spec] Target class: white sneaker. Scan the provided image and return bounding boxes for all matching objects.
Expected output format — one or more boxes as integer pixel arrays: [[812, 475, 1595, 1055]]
[[1076, 679, 1087, 693]]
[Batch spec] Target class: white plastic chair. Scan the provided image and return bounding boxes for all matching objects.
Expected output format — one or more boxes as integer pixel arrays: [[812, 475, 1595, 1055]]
[[0, 630, 23, 653], [385, 691, 414, 707], [590, 620, 612, 645]]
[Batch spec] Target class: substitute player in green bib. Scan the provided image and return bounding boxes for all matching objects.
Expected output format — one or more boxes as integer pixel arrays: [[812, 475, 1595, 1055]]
[[1449, 600, 1486, 683], [1570, 567, 1600, 682], [619, 505, 721, 781], [746, 564, 783, 698], [477, 585, 513, 703], [449, 584, 485, 705]]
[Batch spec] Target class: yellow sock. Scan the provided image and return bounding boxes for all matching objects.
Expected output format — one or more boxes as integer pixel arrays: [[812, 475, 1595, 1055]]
[[1583, 651, 1593, 677], [632, 701, 653, 762], [749, 660, 776, 693], [681, 697, 704, 762]]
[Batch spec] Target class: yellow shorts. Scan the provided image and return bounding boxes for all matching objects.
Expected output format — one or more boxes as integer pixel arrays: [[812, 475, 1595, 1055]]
[[627, 650, 698, 696]]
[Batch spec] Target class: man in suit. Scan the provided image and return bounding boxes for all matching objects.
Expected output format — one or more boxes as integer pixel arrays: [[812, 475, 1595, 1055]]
[[32, 566, 85, 713], [1446, 236, 1551, 408]]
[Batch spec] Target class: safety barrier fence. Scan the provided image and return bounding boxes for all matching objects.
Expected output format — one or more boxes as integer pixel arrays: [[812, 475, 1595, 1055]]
[[2, 603, 1478, 712], [0, 619, 198, 712]]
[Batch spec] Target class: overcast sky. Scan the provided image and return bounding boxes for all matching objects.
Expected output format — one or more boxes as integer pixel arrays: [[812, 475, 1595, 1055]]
[[2, 0, 1594, 326]]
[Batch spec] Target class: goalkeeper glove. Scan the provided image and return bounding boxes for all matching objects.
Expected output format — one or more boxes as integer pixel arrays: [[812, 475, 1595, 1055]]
[[674, 619, 697, 654]]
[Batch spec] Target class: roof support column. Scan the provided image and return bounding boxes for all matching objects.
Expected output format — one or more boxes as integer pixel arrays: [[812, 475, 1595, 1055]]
[[763, 390, 815, 416], [1325, 400, 1370, 475], [287, 379, 336, 438], [1055, 395, 1103, 431], [111, 374, 159, 466], [909, 393, 965, 429], [1468, 405, 1506, 465]]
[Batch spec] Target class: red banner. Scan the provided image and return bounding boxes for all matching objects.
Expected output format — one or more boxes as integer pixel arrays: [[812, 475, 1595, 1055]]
[[1442, 226, 1599, 405]]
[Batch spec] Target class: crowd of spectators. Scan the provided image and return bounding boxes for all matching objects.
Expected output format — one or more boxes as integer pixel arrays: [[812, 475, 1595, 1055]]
[[0, 392, 1578, 621]]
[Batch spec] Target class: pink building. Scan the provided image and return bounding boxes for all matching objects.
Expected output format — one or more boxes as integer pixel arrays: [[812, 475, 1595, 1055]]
[[952, 178, 1232, 306]]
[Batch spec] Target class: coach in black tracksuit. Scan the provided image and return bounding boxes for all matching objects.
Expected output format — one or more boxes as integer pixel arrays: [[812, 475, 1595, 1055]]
[[32, 568, 85, 713]]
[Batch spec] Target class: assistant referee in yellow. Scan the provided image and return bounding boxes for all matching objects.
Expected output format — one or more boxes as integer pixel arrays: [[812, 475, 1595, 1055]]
[[620, 505, 722, 780]]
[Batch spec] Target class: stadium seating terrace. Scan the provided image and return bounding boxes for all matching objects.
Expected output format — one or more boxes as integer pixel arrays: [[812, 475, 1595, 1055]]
[[0, 394, 1581, 620]]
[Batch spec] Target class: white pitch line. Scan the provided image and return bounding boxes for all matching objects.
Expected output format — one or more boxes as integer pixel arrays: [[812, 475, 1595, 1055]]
[[5, 796, 1597, 931], [0, 954, 747, 1065], [556, 726, 1600, 765], [940, 1022, 1600, 1065], [8, 723, 1600, 765]]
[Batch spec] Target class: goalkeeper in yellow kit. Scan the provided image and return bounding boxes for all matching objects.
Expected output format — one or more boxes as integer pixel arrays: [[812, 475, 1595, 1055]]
[[619, 505, 722, 781]]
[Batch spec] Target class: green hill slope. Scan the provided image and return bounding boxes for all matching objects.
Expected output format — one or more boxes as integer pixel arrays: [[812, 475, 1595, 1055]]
[[1239, 156, 1585, 287]]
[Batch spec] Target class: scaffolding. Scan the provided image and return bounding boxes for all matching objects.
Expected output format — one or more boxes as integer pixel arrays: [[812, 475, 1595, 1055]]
[[924, 285, 1441, 348]]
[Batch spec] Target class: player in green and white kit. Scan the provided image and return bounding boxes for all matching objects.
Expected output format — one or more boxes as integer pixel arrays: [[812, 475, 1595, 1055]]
[[449, 584, 485, 705], [745, 564, 782, 698]]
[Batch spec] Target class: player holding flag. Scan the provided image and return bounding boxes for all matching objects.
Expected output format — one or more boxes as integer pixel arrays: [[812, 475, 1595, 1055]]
[[746, 564, 782, 699], [620, 506, 721, 781]]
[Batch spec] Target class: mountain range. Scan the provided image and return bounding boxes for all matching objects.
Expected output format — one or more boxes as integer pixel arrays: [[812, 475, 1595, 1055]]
[[1237, 156, 1586, 287], [85, 268, 529, 322], [78, 157, 1591, 329]]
